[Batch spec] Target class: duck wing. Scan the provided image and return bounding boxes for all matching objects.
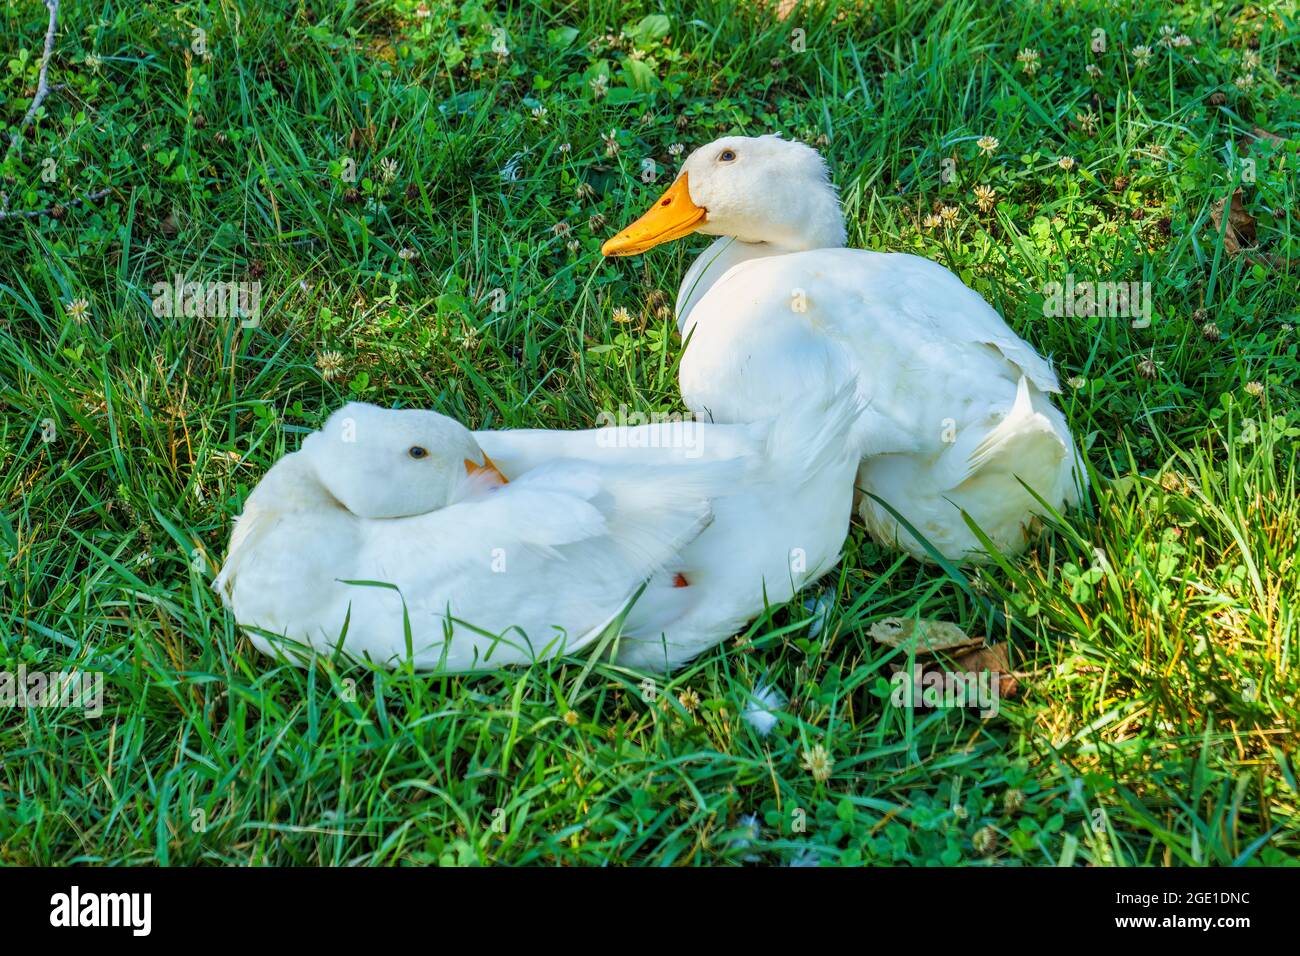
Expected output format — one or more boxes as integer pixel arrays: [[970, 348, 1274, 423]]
[[679, 248, 1060, 457], [345, 457, 739, 671]]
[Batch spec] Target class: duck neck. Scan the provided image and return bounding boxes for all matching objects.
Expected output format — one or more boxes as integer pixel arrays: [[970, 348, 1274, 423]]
[[748, 185, 848, 252], [676, 194, 846, 331], [755, 205, 848, 253]]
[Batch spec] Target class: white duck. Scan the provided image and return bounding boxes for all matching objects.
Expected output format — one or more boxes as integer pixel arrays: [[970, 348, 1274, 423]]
[[602, 134, 1086, 562], [216, 393, 858, 672]]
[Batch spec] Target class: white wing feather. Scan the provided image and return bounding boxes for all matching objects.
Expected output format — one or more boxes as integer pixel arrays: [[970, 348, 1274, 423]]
[[679, 248, 1060, 457]]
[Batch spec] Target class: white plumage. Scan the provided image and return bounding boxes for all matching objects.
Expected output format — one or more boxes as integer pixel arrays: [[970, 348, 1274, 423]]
[[217, 394, 858, 673], [603, 134, 1086, 562]]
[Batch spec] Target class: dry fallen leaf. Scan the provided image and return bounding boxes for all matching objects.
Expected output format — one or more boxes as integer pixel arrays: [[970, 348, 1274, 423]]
[[885, 640, 1020, 715], [1209, 189, 1257, 255], [869, 616, 985, 655], [1238, 126, 1286, 153], [1208, 188, 1292, 272], [951, 643, 1020, 699], [874, 618, 1019, 707], [348, 124, 376, 151]]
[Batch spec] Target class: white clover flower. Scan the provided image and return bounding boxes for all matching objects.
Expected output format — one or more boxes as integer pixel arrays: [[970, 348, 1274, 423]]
[[315, 350, 346, 380], [66, 298, 90, 322], [801, 743, 833, 781]]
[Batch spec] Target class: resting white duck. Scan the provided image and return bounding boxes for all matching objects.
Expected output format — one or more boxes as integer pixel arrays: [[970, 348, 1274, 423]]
[[216, 394, 858, 672], [602, 134, 1086, 562]]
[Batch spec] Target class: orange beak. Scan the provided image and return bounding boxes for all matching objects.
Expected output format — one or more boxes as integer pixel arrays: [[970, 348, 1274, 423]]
[[464, 453, 507, 486], [601, 173, 707, 257]]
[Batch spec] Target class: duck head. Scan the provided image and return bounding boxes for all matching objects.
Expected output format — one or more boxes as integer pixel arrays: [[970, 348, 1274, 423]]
[[601, 134, 846, 256], [301, 402, 506, 518]]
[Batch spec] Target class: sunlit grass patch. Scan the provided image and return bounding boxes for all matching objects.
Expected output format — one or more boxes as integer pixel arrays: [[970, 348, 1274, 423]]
[[0, 0, 1296, 864]]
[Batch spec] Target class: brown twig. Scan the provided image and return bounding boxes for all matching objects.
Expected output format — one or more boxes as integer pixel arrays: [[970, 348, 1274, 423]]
[[7, 0, 61, 155], [251, 235, 323, 248], [0, 187, 111, 221]]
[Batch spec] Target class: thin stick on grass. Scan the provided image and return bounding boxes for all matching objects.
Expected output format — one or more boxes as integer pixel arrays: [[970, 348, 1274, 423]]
[[0, 186, 111, 221], [1, 1, 112, 222], [7, 0, 62, 155]]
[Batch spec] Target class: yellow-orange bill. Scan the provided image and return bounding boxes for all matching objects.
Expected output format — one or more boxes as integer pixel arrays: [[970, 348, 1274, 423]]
[[601, 173, 707, 257], [464, 453, 508, 485]]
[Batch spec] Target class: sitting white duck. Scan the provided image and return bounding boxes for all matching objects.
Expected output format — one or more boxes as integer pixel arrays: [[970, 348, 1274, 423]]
[[216, 394, 858, 672], [602, 134, 1086, 562]]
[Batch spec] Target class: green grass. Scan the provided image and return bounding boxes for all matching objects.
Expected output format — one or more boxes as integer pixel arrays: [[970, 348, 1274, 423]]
[[1, 0, 1297, 865]]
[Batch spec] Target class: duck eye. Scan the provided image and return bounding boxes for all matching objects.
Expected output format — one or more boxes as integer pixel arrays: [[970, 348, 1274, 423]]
[[718, 149, 737, 162], [407, 446, 429, 460]]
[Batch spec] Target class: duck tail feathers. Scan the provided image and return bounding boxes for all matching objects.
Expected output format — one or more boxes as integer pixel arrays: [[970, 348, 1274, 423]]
[[940, 375, 1077, 499]]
